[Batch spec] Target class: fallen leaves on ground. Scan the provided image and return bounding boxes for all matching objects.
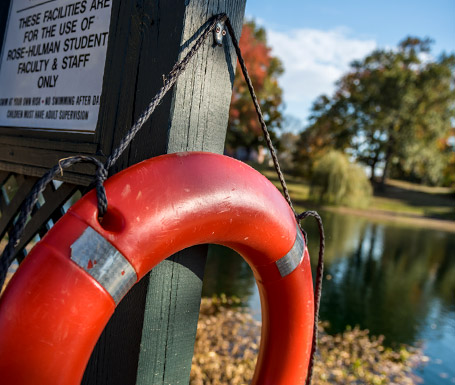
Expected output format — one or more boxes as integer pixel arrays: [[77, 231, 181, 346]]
[[190, 296, 426, 385]]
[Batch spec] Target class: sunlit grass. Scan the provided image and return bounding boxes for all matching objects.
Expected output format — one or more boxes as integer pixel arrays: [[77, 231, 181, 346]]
[[257, 166, 454, 221], [371, 196, 429, 215], [371, 196, 454, 219], [260, 169, 310, 213]]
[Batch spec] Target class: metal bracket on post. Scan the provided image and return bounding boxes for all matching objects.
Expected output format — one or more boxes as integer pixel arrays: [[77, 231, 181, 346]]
[[214, 21, 226, 46]]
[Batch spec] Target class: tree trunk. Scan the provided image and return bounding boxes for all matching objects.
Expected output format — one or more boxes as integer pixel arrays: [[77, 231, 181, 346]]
[[370, 162, 376, 182], [380, 141, 394, 187]]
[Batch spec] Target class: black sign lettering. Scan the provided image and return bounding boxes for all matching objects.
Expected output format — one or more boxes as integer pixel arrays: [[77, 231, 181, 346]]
[[0, 0, 112, 131]]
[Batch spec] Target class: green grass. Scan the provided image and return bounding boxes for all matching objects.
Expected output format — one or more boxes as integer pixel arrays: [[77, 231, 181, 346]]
[[260, 169, 311, 214], [258, 166, 455, 222], [371, 179, 455, 221], [371, 196, 453, 219]]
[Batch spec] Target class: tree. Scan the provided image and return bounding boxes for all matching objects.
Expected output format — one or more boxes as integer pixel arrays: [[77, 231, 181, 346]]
[[293, 94, 354, 176], [277, 131, 299, 171], [441, 128, 455, 187], [226, 21, 284, 158], [294, 37, 455, 186], [310, 150, 372, 208]]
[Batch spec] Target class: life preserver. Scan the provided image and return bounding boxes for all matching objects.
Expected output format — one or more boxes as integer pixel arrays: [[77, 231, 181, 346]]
[[0, 152, 313, 385]]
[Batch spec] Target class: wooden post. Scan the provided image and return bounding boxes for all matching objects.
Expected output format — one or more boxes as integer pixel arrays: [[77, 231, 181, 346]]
[[0, 0, 245, 383], [81, 1, 245, 384]]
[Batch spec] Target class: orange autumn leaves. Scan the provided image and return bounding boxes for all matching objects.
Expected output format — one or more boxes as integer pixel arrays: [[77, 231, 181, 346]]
[[227, 22, 283, 154]]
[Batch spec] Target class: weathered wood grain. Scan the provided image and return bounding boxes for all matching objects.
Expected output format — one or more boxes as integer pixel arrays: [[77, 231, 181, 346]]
[[135, 2, 245, 384], [12, 182, 78, 260], [0, 161, 93, 186], [0, 0, 245, 383], [83, 1, 245, 384], [0, 175, 37, 240]]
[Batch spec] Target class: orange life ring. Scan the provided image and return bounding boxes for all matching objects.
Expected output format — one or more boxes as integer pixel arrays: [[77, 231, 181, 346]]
[[0, 152, 314, 384]]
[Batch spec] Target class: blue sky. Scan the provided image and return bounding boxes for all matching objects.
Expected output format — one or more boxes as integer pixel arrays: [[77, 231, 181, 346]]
[[245, 0, 455, 128]]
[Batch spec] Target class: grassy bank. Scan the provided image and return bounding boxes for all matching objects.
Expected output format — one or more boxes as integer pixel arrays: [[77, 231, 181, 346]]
[[259, 168, 455, 232], [190, 296, 425, 385]]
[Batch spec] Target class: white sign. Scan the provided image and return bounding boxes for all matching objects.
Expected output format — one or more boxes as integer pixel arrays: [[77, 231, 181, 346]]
[[0, 0, 112, 132]]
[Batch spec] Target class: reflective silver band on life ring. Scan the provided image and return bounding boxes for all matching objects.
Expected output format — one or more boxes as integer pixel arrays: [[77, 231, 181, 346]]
[[70, 227, 137, 305], [275, 224, 305, 277]]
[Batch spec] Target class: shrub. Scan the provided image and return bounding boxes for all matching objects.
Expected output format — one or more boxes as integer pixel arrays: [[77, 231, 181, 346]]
[[310, 150, 372, 208]]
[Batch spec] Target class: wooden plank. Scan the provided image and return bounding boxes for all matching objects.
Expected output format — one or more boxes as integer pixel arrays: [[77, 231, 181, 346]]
[[0, 161, 94, 186], [95, 0, 153, 163], [0, 0, 102, 177], [0, 126, 97, 145], [0, 145, 103, 175], [11, 182, 78, 261], [0, 175, 38, 240], [135, 2, 245, 384], [0, 132, 99, 179], [136, 248, 208, 384], [82, 1, 189, 382], [167, 3, 243, 155], [82, 1, 245, 384], [0, 172, 11, 214], [0, 0, 11, 48], [0, 0, 245, 383], [0, 134, 97, 153], [0, 171, 10, 189]]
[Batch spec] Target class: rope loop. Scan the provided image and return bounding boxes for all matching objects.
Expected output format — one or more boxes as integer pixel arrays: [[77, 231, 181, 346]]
[[58, 155, 109, 218], [0, 13, 325, 385], [0, 13, 231, 279], [0, 155, 107, 286], [297, 210, 325, 385], [229, 14, 326, 382]]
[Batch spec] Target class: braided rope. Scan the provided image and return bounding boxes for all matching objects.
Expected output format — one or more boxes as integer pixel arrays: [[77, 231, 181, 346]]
[[0, 13, 324, 385], [298, 211, 325, 385], [104, 14, 228, 171], [225, 18, 294, 213], [224, 21, 325, 384], [0, 13, 226, 287], [0, 156, 106, 286]]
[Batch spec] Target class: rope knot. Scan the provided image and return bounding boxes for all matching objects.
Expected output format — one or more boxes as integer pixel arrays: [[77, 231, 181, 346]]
[[57, 155, 108, 218], [96, 164, 108, 182], [92, 160, 108, 218]]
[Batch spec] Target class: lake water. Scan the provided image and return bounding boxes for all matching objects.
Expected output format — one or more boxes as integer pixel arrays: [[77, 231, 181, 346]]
[[202, 211, 455, 384]]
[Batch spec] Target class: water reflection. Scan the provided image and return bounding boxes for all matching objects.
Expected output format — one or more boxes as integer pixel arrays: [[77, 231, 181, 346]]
[[202, 211, 455, 384], [202, 244, 257, 300], [315, 213, 455, 347]]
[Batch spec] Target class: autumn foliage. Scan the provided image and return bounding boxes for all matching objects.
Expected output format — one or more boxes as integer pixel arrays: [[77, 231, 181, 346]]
[[294, 37, 455, 187], [226, 22, 284, 157]]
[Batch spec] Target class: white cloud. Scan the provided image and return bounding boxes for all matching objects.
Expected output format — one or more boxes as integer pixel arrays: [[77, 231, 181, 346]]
[[266, 27, 377, 125]]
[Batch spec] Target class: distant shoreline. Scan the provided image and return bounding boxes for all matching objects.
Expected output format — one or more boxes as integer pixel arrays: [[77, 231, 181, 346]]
[[324, 205, 455, 233], [259, 168, 455, 233]]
